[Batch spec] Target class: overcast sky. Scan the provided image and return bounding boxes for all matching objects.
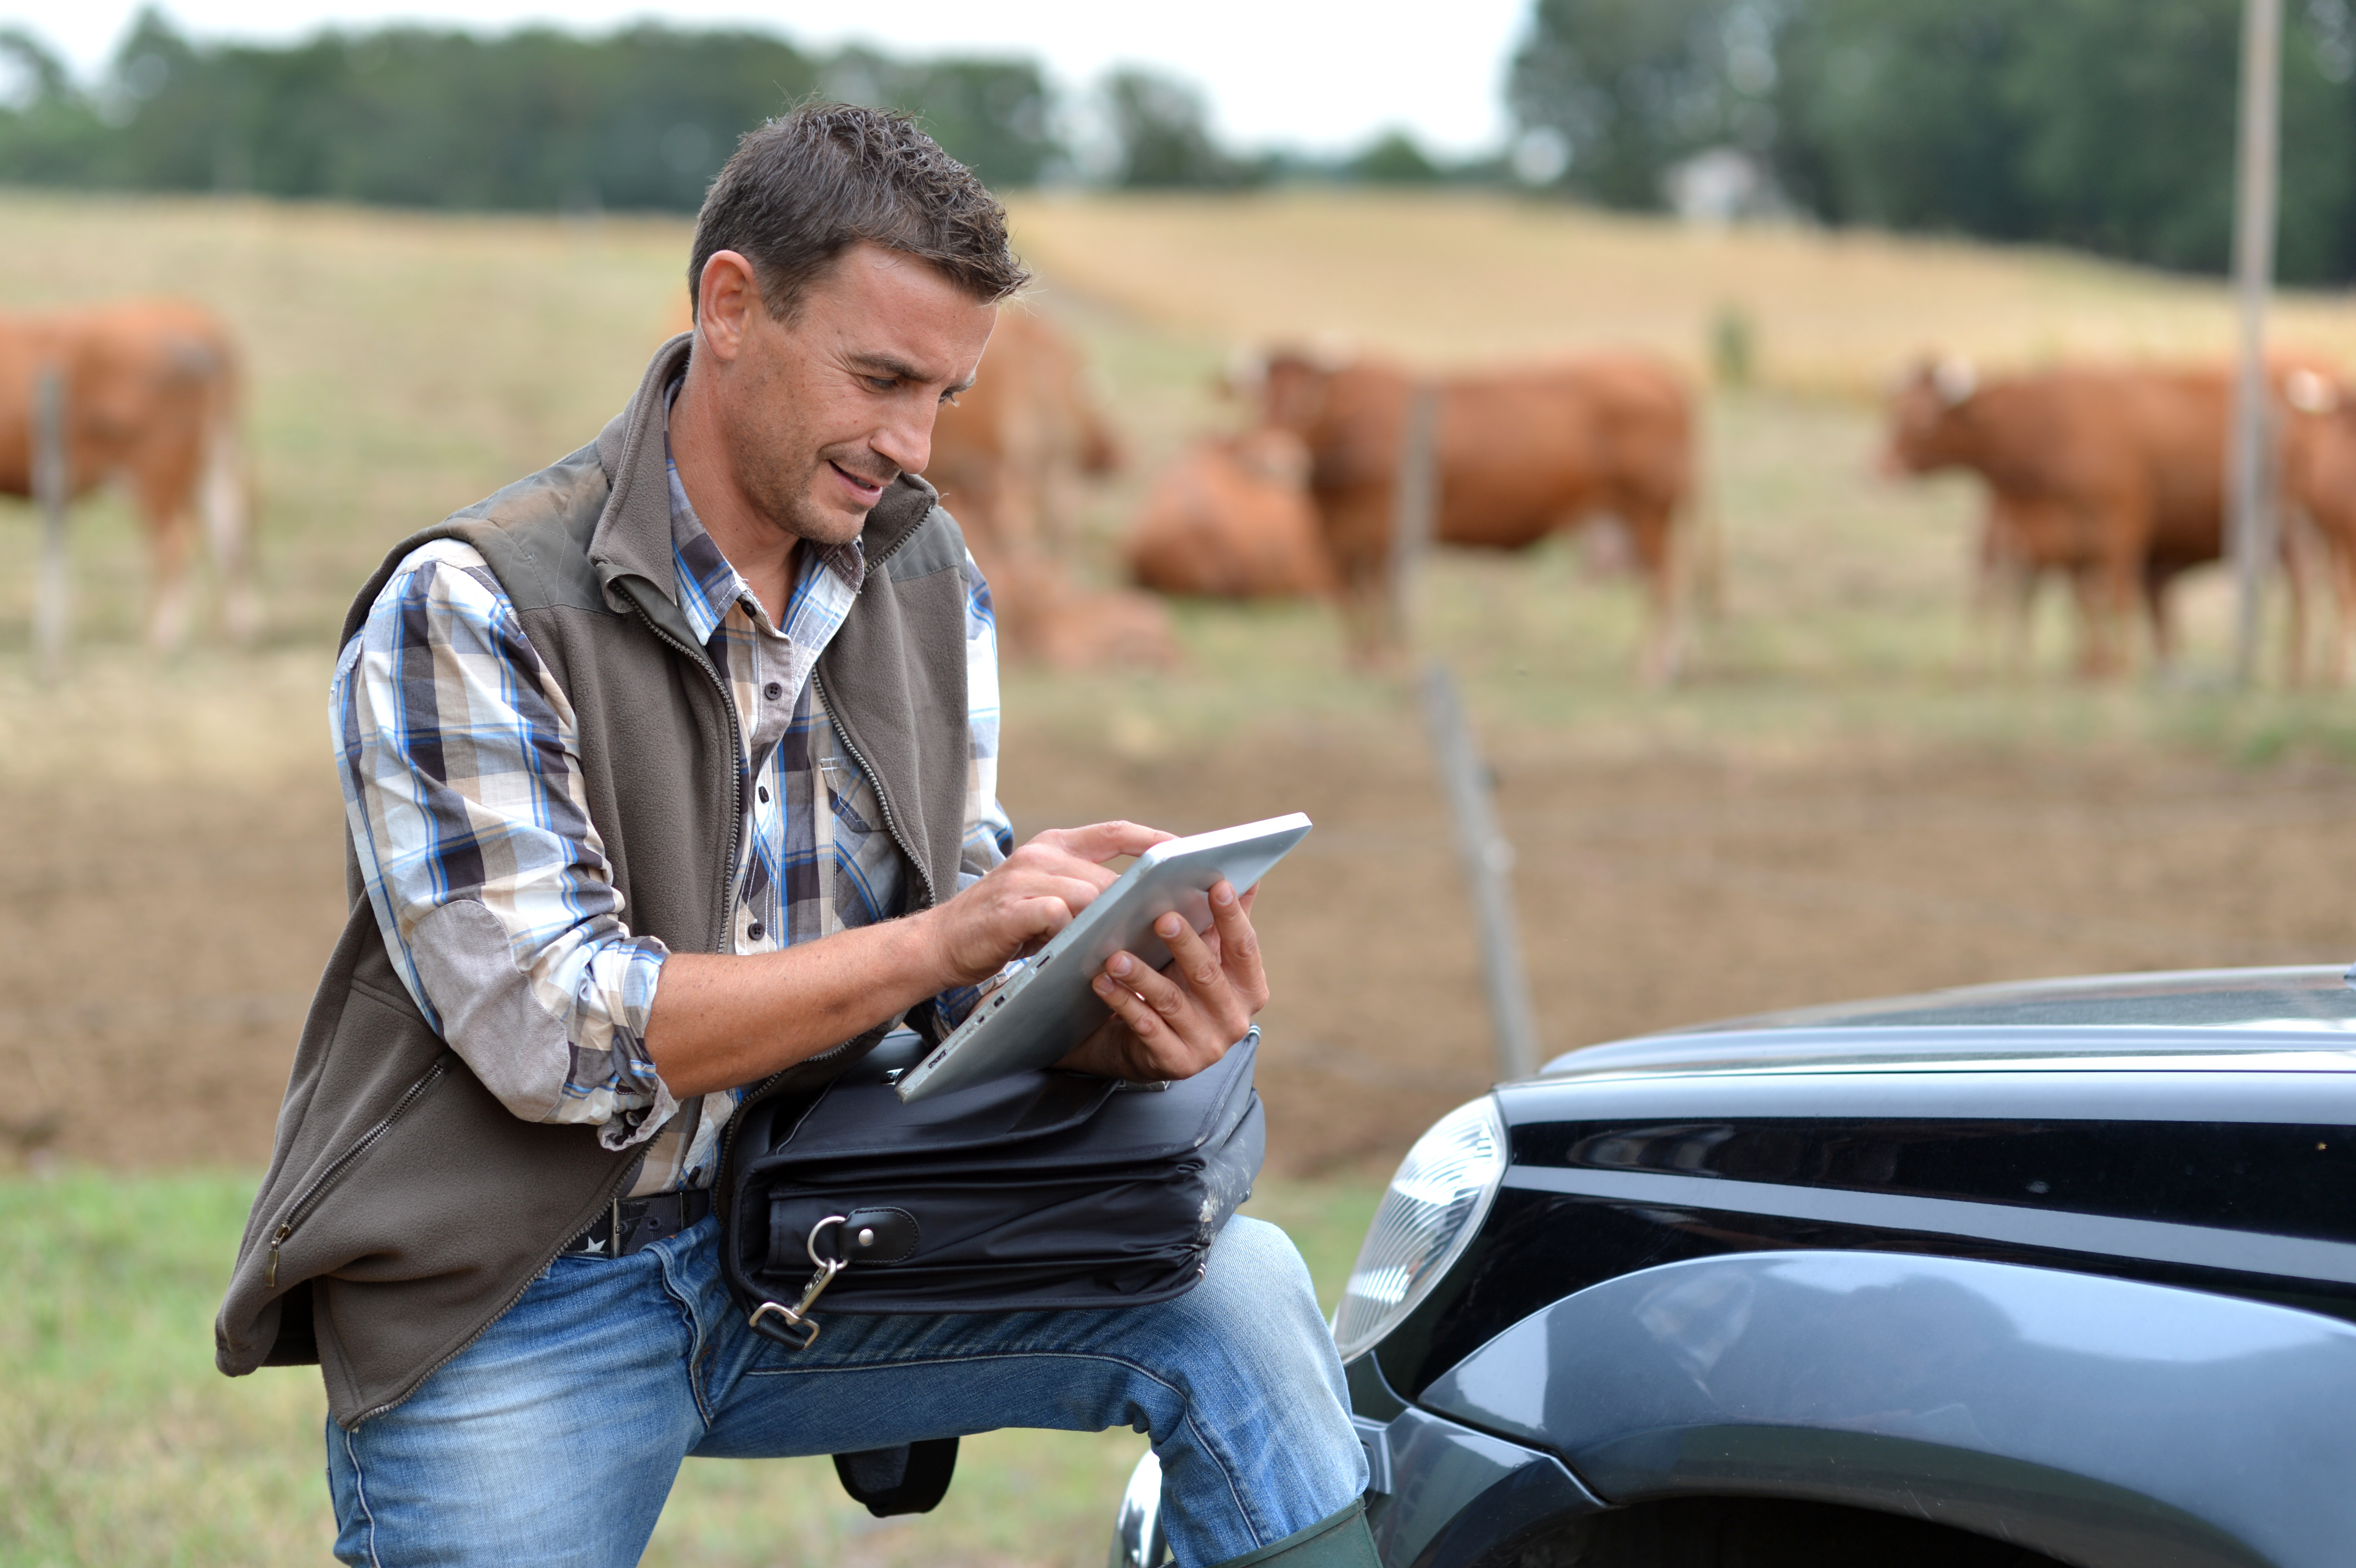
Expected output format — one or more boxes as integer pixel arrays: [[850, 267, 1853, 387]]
[[0, 1, 1533, 158]]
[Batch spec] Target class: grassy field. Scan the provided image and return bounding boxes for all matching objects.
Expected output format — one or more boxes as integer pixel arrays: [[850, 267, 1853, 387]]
[[3, 187, 2354, 717], [0, 1170, 1379, 1568], [1009, 188, 2356, 393]]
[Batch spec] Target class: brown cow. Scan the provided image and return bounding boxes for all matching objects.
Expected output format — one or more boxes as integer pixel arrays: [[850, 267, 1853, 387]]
[[925, 307, 1174, 670], [1124, 427, 1334, 599], [1885, 356, 2325, 678], [2280, 367, 2356, 681], [0, 299, 254, 648], [1247, 348, 1695, 680]]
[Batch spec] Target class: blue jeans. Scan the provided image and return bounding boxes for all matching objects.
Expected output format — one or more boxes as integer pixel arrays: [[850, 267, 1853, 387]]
[[325, 1214, 1365, 1567]]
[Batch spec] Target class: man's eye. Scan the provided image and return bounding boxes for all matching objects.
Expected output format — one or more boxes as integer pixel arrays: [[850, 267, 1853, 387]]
[[865, 376, 898, 392]]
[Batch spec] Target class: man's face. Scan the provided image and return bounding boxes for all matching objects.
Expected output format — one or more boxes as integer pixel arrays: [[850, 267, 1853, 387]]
[[712, 242, 998, 548]]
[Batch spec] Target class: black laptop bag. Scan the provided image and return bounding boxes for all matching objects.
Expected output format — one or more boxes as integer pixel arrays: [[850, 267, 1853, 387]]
[[720, 1025, 1263, 1328], [716, 1027, 1265, 1513]]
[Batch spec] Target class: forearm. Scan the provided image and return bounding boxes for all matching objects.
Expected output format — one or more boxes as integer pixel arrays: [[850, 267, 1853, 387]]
[[645, 910, 957, 1096]]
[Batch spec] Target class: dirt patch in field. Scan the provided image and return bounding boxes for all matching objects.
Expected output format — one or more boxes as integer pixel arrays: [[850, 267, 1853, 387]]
[[6, 717, 2351, 1180]]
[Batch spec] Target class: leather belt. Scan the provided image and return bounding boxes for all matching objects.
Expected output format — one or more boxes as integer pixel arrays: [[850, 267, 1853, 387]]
[[566, 1188, 713, 1258]]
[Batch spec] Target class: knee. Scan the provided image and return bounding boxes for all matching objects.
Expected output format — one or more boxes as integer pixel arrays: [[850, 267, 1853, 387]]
[[1171, 1217, 1340, 1380]]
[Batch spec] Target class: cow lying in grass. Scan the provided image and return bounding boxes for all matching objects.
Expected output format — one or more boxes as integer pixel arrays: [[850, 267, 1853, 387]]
[[1125, 427, 1333, 600]]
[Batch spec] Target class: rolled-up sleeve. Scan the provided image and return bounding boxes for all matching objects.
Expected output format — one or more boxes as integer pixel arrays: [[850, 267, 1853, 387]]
[[334, 542, 676, 1149]]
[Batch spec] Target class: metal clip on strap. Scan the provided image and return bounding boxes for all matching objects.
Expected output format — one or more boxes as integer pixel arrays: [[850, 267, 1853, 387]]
[[748, 1214, 849, 1350]]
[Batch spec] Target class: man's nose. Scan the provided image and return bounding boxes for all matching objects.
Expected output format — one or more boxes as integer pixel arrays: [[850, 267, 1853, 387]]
[[873, 401, 934, 478]]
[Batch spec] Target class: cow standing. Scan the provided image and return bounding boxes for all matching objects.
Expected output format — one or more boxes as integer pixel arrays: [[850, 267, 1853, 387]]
[[1884, 358, 2321, 679], [923, 308, 1175, 669], [1124, 427, 1334, 599], [2280, 369, 2356, 682], [1248, 349, 1695, 681], [0, 299, 254, 649]]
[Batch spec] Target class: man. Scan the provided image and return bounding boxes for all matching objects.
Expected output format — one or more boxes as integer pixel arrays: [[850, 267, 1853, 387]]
[[214, 107, 1373, 1567]]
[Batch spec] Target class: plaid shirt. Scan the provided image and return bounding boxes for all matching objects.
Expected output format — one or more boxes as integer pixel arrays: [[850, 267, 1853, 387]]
[[334, 399, 1012, 1197]]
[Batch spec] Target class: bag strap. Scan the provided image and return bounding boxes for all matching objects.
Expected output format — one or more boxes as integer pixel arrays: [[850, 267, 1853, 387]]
[[833, 1437, 960, 1516]]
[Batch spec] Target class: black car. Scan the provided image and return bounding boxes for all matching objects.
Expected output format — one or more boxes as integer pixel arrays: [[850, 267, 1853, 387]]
[[1112, 965, 2356, 1568]]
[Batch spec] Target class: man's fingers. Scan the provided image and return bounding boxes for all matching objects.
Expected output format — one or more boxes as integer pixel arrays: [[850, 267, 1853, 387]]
[[1007, 893, 1078, 945], [1156, 911, 1227, 992], [1205, 880, 1266, 1001], [1038, 820, 1175, 866], [1092, 963, 1176, 1054]]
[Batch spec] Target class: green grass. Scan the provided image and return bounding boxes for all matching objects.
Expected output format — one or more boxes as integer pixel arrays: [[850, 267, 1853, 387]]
[[0, 1170, 1382, 1568]]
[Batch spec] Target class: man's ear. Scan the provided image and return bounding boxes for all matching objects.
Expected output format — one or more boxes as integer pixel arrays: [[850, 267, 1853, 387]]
[[696, 250, 762, 364]]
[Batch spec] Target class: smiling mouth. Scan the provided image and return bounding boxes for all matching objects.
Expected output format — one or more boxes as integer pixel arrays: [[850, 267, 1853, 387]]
[[829, 460, 892, 499]]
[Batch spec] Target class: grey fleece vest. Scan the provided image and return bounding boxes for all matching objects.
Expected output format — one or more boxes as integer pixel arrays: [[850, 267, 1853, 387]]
[[214, 334, 977, 1428]]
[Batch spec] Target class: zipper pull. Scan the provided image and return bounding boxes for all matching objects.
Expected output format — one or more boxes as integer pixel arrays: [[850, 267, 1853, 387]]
[[266, 1221, 291, 1290]]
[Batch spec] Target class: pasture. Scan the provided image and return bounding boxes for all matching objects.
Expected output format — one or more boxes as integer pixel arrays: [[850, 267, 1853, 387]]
[[7, 188, 2356, 1564]]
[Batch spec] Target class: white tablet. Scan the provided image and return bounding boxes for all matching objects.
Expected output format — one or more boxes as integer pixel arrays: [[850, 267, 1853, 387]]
[[895, 813, 1313, 1102]]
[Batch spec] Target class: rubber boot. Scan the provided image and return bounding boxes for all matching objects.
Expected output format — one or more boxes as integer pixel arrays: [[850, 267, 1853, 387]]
[[1204, 1499, 1380, 1568]]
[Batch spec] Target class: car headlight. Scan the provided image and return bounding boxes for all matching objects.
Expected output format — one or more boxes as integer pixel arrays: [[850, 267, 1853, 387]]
[[1331, 1094, 1508, 1361]]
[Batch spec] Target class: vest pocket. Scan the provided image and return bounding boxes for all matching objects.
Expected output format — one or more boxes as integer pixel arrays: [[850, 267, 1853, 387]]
[[265, 1053, 452, 1289]]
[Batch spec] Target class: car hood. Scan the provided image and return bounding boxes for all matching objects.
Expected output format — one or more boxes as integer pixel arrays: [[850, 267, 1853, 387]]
[[1537, 964, 2356, 1082]]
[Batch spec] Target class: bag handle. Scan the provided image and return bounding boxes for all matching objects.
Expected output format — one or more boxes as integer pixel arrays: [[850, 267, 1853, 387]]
[[833, 1437, 960, 1516]]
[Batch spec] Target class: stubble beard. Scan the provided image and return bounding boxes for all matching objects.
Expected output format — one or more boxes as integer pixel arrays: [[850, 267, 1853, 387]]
[[726, 391, 882, 551]]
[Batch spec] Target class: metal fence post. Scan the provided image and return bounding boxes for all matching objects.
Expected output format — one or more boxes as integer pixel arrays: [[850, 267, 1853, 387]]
[[32, 364, 70, 683], [1420, 660, 1541, 1082]]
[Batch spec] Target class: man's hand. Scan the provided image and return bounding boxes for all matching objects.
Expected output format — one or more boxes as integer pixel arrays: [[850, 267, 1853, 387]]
[[922, 821, 1173, 985], [649, 820, 1170, 1098], [1057, 878, 1269, 1083]]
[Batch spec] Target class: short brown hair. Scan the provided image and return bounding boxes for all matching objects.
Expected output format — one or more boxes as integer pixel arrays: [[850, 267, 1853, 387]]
[[688, 103, 1029, 321]]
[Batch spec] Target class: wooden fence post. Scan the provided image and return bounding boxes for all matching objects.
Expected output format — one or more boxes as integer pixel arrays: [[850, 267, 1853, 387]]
[[2231, 0, 2283, 685], [1420, 659, 1542, 1082], [1390, 380, 1440, 648], [32, 364, 70, 683]]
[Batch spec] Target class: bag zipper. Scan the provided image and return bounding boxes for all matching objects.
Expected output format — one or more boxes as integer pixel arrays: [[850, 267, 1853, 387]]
[[266, 1056, 451, 1291]]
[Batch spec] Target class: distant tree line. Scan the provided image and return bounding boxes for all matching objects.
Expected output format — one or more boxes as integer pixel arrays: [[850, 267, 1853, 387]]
[[1509, 0, 2356, 283], [0, 11, 1054, 207], [15, 1, 2326, 285], [0, 9, 1478, 211]]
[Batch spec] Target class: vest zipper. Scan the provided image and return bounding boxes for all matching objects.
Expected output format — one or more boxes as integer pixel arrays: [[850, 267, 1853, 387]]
[[810, 669, 938, 912], [266, 1057, 450, 1291], [624, 602, 747, 945], [642, 519, 944, 1223]]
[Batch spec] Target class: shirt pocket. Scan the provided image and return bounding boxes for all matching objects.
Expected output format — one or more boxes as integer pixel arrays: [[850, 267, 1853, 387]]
[[818, 755, 884, 839]]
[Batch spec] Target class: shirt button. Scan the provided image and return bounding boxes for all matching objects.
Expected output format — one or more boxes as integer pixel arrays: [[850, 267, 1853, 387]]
[[747, 920, 765, 941], [763, 682, 784, 701], [757, 785, 770, 804]]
